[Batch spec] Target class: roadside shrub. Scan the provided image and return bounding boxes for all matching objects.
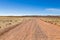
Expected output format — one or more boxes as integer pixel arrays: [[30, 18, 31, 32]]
[[10, 20, 12, 22], [9, 23, 11, 25], [0, 26, 1, 28], [54, 23, 57, 25]]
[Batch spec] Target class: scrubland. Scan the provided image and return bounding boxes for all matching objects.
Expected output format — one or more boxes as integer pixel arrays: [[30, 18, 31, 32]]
[[0, 16, 23, 35], [40, 16, 60, 26]]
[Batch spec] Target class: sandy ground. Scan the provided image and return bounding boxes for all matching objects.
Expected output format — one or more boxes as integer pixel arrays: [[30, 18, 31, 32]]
[[0, 17, 60, 40]]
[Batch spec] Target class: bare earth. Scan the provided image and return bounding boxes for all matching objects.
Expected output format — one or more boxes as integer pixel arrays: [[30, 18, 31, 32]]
[[0, 17, 60, 40]]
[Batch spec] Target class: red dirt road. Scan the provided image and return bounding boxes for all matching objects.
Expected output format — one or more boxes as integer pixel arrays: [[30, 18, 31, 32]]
[[0, 18, 60, 40]]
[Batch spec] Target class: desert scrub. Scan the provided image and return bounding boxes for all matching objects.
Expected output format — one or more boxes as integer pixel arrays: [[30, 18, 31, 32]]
[[0, 26, 1, 28], [9, 20, 12, 22]]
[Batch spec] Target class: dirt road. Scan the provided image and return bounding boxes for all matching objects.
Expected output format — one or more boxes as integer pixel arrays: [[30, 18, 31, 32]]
[[0, 18, 60, 40]]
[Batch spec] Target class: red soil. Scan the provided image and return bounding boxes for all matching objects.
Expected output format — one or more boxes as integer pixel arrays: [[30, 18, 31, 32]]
[[0, 18, 60, 40]]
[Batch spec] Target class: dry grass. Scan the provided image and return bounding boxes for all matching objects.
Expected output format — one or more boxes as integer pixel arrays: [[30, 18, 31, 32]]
[[0, 16, 23, 31], [40, 16, 60, 26]]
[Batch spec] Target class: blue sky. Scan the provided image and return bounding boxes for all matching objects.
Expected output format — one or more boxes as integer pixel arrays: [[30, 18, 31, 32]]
[[0, 0, 60, 16]]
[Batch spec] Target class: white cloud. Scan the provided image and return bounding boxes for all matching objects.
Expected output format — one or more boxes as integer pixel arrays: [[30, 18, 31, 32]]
[[0, 8, 60, 16], [45, 8, 60, 12]]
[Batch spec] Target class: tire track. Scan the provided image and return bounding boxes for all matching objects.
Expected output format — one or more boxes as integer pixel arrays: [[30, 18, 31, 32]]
[[21, 19, 33, 40], [33, 19, 48, 40], [34, 25, 48, 40], [22, 19, 36, 40]]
